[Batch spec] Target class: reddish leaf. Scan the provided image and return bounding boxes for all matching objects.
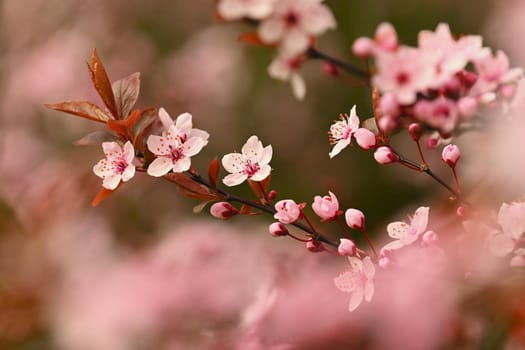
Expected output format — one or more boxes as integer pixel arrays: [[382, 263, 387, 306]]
[[164, 173, 221, 201], [87, 48, 118, 119], [247, 174, 271, 203], [240, 204, 253, 215], [207, 157, 220, 189], [132, 108, 158, 149], [106, 109, 142, 138], [112, 72, 140, 119], [73, 131, 120, 146], [44, 101, 111, 123], [193, 201, 211, 214], [91, 188, 113, 207]]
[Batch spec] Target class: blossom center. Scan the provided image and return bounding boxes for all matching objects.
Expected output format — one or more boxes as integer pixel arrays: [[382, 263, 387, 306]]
[[244, 160, 260, 177], [396, 71, 410, 86], [114, 160, 128, 174], [284, 11, 299, 27], [169, 145, 183, 162]]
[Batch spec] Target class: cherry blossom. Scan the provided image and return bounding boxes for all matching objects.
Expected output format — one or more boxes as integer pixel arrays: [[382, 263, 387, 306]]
[[93, 141, 136, 190], [312, 191, 341, 221], [268, 53, 306, 100], [413, 96, 459, 134], [258, 0, 336, 56], [210, 202, 239, 220], [381, 207, 430, 254], [441, 144, 461, 167], [373, 47, 436, 105], [274, 199, 305, 224], [217, 0, 276, 21], [338, 238, 356, 257], [345, 208, 365, 230], [157, 108, 209, 147], [222, 135, 272, 186], [147, 126, 206, 177], [334, 256, 375, 312], [328, 105, 376, 158], [489, 201, 525, 257]]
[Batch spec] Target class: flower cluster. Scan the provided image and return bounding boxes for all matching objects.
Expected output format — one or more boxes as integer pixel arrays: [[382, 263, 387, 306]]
[[216, 0, 336, 99], [354, 23, 523, 139]]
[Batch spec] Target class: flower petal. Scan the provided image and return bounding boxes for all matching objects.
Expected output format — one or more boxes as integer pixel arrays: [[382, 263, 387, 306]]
[[223, 172, 248, 187], [123, 141, 135, 164], [172, 157, 191, 173], [222, 153, 244, 174], [121, 164, 136, 182], [102, 174, 121, 190], [329, 138, 351, 158], [147, 156, 173, 177], [387, 221, 408, 239], [348, 290, 364, 312], [182, 137, 205, 157], [158, 107, 174, 130], [147, 135, 170, 156], [175, 112, 193, 133], [258, 145, 273, 166], [251, 164, 271, 181], [258, 18, 285, 43]]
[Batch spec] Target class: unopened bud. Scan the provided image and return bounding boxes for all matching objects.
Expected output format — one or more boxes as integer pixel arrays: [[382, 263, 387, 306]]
[[267, 190, 277, 201], [338, 238, 357, 256], [269, 222, 288, 237], [408, 123, 423, 141], [373, 146, 397, 165], [456, 206, 465, 217], [422, 230, 438, 244], [352, 37, 374, 58], [210, 202, 239, 220], [375, 22, 398, 51], [322, 62, 340, 77], [345, 208, 365, 230], [306, 240, 325, 252], [425, 135, 439, 149], [441, 144, 461, 167]]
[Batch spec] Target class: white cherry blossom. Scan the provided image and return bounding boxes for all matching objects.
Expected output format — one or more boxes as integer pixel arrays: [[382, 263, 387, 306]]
[[93, 141, 136, 190], [222, 135, 272, 187], [217, 0, 276, 20]]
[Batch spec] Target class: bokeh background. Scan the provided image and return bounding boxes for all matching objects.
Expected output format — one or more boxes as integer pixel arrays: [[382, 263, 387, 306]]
[[1, 0, 525, 349]]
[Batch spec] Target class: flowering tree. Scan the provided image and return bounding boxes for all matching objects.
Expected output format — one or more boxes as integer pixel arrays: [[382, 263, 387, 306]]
[[3, 0, 525, 348]]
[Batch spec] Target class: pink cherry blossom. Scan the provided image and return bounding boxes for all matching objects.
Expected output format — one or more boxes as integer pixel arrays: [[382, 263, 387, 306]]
[[373, 46, 436, 105], [471, 50, 523, 96], [268, 53, 306, 100], [413, 95, 459, 135], [93, 141, 136, 190], [381, 207, 430, 254], [273, 199, 305, 224], [269, 222, 288, 236], [222, 135, 272, 186], [146, 125, 205, 177], [328, 105, 376, 158], [334, 256, 375, 312], [441, 144, 461, 167], [489, 201, 525, 257], [157, 108, 209, 147], [258, 0, 336, 56], [352, 22, 398, 58], [312, 191, 340, 221], [217, 0, 276, 21]]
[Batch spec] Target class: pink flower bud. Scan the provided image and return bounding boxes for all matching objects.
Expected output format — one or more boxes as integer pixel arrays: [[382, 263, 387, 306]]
[[408, 123, 423, 141], [322, 62, 340, 77], [306, 240, 325, 252], [378, 256, 392, 269], [267, 190, 277, 201], [425, 134, 439, 149], [274, 199, 305, 224], [378, 115, 398, 134], [422, 230, 438, 244], [500, 84, 517, 99], [375, 22, 398, 51], [456, 206, 465, 217], [461, 71, 478, 88], [354, 128, 376, 150], [457, 97, 478, 118], [373, 146, 397, 164], [345, 208, 365, 230], [210, 202, 239, 220], [352, 37, 374, 58], [441, 144, 461, 167], [379, 93, 400, 116], [338, 238, 357, 256], [269, 222, 289, 237], [312, 191, 340, 221]]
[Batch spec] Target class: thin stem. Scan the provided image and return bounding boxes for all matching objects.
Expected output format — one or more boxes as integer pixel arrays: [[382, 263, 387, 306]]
[[306, 47, 370, 82], [188, 173, 339, 248], [452, 167, 461, 193], [415, 140, 427, 165], [360, 227, 378, 259]]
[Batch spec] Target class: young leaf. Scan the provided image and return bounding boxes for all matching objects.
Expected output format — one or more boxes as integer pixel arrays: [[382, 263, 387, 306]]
[[73, 131, 121, 146], [87, 48, 118, 119], [112, 72, 140, 119], [207, 157, 220, 190], [91, 188, 113, 207], [132, 108, 157, 148], [44, 101, 111, 123]]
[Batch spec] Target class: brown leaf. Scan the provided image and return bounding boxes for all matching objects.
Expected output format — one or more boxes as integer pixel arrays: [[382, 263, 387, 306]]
[[73, 131, 121, 146], [132, 108, 157, 148], [44, 101, 111, 123], [239, 204, 253, 215], [207, 157, 220, 190], [106, 109, 142, 138], [112, 72, 140, 119], [87, 48, 118, 119], [91, 188, 113, 207], [247, 174, 271, 203]]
